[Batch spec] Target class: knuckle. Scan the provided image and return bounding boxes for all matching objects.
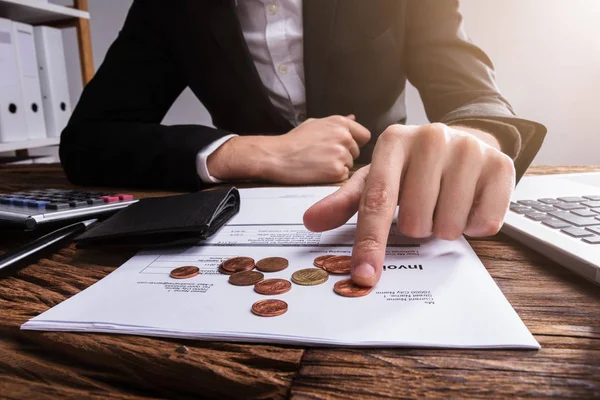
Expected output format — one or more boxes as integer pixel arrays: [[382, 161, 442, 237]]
[[355, 235, 384, 254], [418, 123, 448, 148], [380, 125, 402, 142], [331, 163, 348, 180], [493, 153, 516, 176], [360, 185, 393, 214], [433, 222, 463, 241], [478, 218, 504, 236], [397, 214, 431, 238]]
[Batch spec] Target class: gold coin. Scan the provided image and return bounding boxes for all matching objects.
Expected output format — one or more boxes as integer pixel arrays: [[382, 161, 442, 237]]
[[291, 268, 329, 286], [256, 257, 289, 272], [228, 270, 264, 286]]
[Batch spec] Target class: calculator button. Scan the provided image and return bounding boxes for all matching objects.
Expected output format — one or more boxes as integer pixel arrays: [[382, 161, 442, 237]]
[[45, 203, 70, 210], [12, 198, 29, 206], [117, 194, 134, 201], [69, 200, 89, 208], [86, 198, 105, 205], [101, 196, 120, 203]]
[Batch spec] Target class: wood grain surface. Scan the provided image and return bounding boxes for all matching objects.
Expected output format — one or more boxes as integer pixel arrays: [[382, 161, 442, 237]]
[[1, 164, 599, 399]]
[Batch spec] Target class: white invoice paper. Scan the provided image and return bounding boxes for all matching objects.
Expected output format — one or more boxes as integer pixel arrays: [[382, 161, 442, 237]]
[[22, 187, 540, 349]]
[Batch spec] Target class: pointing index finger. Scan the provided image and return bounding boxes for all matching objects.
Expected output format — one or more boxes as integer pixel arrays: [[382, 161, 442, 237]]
[[351, 126, 408, 287]]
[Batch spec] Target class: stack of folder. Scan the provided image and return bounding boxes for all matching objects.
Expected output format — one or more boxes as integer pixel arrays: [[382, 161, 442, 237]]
[[0, 17, 71, 144]]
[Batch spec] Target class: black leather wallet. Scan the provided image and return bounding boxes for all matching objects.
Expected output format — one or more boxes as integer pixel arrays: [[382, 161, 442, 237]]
[[75, 187, 240, 248]]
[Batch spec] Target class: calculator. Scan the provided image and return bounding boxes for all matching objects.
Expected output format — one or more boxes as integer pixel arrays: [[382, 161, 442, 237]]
[[0, 189, 137, 231]]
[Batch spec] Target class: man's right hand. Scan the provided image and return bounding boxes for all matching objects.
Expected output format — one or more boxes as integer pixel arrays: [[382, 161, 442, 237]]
[[207, 115, 371, 184]]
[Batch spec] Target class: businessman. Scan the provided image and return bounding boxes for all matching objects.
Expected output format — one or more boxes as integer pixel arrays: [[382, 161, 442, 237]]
[[60, 0, 546, 287]]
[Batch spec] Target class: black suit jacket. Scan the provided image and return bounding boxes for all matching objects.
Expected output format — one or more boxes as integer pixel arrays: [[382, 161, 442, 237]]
[[60, 0, 546, 190]]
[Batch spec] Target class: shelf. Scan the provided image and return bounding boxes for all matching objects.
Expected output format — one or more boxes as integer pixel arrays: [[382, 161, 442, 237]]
[[0, 137, 59, 152], [0, 0, 88, 25]]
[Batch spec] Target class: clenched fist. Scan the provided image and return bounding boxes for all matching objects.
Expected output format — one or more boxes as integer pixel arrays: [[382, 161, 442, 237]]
[[207, 115, 371, 184]]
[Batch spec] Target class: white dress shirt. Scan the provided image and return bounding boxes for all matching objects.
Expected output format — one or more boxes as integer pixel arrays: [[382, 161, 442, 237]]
[[196, 0, 306, 183]]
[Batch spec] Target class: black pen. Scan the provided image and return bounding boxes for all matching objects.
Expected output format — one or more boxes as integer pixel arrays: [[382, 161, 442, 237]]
[[0, 219, 97, 277]]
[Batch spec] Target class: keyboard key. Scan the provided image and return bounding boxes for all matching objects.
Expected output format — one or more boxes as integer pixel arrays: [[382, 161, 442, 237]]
[[45, 202, 70, 210], [101, 195, 120, 203], [586, 226, 600, 235], [591, 208, 600, 214], [581, 201, 600, 208], [571, 209, 598, 217], [553, 203, 586, 210], [557, 197, 586, 203], [561, 227, 594, 238], [0, 197, 12, 204], [538, 198, 562, 205], [517, 200, 542, 207], [542, 219, 572, 229], [582, 236, 600, 244], [548, 211, 600, 227], [116, 194, 134, 201], [583, 195, 600, 201], [511, 207, 537, 214], [526, 213, 553, 221], [531, 205, 556, 212]]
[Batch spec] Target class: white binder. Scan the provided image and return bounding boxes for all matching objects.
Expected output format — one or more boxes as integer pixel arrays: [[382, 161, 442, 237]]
[[0, 18, 27, 143], [33, 26, 71, 138], [13, 22, 47, 140]]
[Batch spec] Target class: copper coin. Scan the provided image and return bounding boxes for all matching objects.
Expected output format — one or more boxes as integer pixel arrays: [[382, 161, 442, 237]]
[[251, 299, 288, 317], [313, 255, 335, 268], [321, 256, 352, 274], [254, 279, 292, 295], [256, 257, 289, 272], [218, 264, 235, 275], [291, 268, 329, 286], [170, 266, 199, 279], [333, 279, 372, 298], [229, 270, 264, 286], [221, 257, 255, 273]]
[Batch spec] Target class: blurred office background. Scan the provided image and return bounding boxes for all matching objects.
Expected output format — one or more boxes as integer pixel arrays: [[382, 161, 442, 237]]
[[17, 0, 600, 165]]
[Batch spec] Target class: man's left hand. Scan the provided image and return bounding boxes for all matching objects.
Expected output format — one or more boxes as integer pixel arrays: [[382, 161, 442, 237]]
[[303, 123, 516, 287]]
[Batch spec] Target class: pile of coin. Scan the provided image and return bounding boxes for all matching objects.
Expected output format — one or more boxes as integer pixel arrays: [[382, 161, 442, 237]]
[[169, 254, 372, 318]]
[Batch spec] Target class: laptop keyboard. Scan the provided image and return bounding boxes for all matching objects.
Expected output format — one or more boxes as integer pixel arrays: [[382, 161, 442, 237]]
[[510, 195, 600, 244]]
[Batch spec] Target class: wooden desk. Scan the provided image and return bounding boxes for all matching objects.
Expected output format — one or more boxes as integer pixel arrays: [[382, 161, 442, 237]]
[[1, 164, 599, 399]]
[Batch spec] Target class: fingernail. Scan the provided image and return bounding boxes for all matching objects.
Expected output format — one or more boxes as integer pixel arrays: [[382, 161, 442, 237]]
[[353, 263, 375, 279]]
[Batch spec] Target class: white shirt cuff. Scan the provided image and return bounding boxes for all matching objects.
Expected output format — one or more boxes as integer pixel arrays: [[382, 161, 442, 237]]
[[195, 134, 238, 183]]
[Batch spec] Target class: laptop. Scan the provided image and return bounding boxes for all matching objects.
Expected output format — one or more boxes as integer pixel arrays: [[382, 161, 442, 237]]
[[502, 172, 600, 285]]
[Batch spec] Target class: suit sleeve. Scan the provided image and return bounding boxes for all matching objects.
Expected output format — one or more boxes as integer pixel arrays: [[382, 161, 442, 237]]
[[404, 0, 546, 181], [59, 0, 230, 191]]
